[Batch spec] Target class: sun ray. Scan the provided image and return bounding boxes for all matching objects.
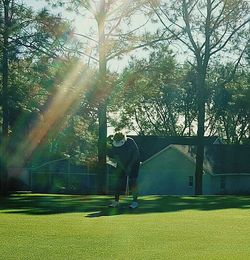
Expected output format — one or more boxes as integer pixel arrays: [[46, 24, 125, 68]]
[[8, 60, 94, 171]]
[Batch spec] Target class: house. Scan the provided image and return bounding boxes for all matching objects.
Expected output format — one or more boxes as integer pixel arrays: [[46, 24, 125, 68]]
[[203, 145, 250, 195], [137, 142, 250, 196], [138, 145, 197, 195]]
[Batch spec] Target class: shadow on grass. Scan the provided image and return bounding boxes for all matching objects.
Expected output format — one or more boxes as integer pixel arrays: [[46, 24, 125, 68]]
[[0, 194, 250, 217]]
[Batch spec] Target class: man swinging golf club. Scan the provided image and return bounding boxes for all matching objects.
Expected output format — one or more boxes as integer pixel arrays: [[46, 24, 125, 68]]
[[107, 132, 140, 209]]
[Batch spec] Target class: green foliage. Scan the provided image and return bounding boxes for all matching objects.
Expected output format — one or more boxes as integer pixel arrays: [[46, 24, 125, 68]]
[[109, 45, 198, 135], [24, 58, 100, 166], [0, 0, 77, 132], [0, 1, 100, 167], [206, 63, 250, 143]]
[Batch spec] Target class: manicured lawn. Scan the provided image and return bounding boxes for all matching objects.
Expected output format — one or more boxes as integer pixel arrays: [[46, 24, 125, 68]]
[[1, 194, 250, 259]]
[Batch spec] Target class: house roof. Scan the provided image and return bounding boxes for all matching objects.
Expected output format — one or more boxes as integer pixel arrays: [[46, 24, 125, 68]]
[[129, 135, 222, 162], [139, 142, 250, 174], [205, 145, 250, 174], [129, 135, 250, 174], [141, 144, 196, 165]]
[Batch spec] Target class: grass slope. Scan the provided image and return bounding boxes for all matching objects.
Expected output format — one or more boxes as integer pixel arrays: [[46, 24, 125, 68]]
[[1, 194, 250, 260]]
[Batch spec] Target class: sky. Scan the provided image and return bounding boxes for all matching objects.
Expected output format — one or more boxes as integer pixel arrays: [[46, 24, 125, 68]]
[[27, 0, 157, 73]]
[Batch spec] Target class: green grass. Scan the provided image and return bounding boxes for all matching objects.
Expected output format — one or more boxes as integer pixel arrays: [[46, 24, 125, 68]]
[[1, 194, 250, 260]]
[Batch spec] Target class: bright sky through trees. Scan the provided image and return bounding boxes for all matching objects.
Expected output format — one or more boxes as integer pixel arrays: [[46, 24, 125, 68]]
[[26, 0, 167, 72], [27, 0, 156, 73]]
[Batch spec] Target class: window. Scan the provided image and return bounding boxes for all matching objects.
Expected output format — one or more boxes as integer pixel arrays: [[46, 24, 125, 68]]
[[188, 176, 193, 187]]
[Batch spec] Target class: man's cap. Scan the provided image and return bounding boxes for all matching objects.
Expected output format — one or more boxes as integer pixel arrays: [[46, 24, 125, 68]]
[[112, 132, 127, 147]]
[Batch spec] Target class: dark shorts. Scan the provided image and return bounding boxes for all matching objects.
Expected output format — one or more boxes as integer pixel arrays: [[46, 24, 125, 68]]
[[114, 161, 140, 192]]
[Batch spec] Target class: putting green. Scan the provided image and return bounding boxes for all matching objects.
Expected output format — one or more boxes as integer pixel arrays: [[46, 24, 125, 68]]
[[1, 194, 250, 259]]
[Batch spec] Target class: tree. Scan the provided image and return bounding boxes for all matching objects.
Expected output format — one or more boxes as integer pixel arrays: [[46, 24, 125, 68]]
[[109, 45, 197, 135], [206, 62, 250, 143], [0, 0, 75, 194], [0, 2, 72, 134], [150, 0, 250, 194]]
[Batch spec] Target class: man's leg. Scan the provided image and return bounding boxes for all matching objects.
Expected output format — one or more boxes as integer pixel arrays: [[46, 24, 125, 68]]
[[114, 168, 125, 201], [130, 161, 140, 201], [130, 177, 138, 202], [110, 168, 124, 207], [129, 162, 140, 208]]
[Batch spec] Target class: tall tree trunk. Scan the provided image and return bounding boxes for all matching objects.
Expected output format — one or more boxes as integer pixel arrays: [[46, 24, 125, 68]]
[[1, 0, 10, 195], [194, 70, 206, 195], [97, 0, 107, 193], [97, 102, 107, 192], [2, 0, 9, 136]]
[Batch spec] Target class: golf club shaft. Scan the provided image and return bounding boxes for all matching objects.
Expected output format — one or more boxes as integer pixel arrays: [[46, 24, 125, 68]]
[[125, 175, 129, 196]]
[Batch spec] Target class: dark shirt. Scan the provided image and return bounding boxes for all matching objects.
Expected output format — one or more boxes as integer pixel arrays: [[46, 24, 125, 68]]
[[107, 137, 140, 170]]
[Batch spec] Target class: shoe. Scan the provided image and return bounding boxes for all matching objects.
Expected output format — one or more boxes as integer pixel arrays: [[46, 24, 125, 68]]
[[129, 201, 138, 209], [109, 201, 119, 208]]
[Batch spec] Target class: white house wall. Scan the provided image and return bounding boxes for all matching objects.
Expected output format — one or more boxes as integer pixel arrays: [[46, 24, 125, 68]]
[[218, 175, 250, 195], [138, 147, 195, 195], [203, 173, 250, 195]]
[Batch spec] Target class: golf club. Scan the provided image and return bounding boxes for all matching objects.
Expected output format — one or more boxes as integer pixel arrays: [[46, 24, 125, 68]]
[[125, 175, 129, 196]]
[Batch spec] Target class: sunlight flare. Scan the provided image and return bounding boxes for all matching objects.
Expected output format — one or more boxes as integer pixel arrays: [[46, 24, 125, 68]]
[[9, 61, 94, 170]]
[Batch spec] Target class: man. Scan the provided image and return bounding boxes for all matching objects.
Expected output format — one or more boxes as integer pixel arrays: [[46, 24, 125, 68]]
[[107, 132, 140, 209]]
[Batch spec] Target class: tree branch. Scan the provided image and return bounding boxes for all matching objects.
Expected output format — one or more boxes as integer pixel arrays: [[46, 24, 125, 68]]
[[74, 32, 98, 44], [14, 38, 59, 58], [220, 45, 246, 86], [77, 50, 99, 62], [107, 18, 150, 37], [106, 35, 172, 61], [149, 0, 195, 52], [182, 0, 200, 57], [210, 18, 250, 57]]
